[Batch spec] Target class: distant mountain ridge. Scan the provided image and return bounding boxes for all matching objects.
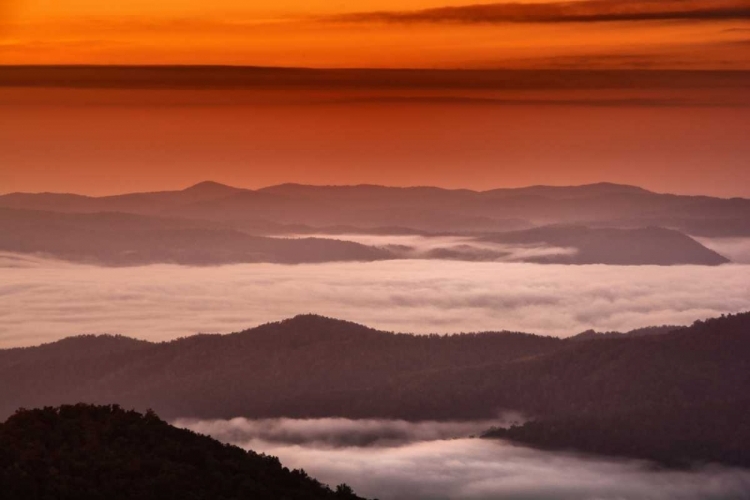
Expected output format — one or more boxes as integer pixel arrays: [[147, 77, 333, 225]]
[[0, 181, 740, 266], [0, 207, 393, 265], [2, 181, 748, 237], [0, 206, 728, 266]]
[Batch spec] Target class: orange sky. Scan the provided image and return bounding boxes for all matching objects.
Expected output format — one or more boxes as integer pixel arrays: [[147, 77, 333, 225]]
[[1, 0, 749, 68], [1, 3, 749, 196], [2, 71, 750, 197]]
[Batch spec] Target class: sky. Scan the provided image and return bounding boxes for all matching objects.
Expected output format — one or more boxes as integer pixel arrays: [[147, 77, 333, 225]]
[[0, 1, 749, 196], [1, 0, 749, 67], [1, 71, 750, 196]]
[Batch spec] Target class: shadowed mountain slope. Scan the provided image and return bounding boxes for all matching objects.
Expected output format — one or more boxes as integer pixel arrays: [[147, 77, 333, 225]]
[[0, 313, 747, 420], [0, 404, 365, 500], [0, 208, 392, 265], [1, 313, 748, 466], [0, 206, 731, 266], [483, 399, 750, 469], [0, 313, 750, 466], [0, 315, 563, 421]]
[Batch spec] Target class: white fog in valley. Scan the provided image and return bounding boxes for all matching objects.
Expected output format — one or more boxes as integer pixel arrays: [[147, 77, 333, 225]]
[[292, 233, 578, 261], [177, 418, 750, 500], [1, 252, 750, 347]]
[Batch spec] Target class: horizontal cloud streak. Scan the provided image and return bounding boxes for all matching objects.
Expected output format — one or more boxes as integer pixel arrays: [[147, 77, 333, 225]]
[[1, 253, 749, 348], [333, 0, 750, 25], [178, 419, 750, 500]]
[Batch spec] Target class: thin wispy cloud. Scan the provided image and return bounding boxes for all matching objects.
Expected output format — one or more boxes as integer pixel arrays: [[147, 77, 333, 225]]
[[332, 0, 750, 25]]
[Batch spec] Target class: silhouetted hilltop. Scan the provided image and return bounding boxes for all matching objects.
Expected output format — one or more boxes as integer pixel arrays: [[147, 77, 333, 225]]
[[571, 325, 682, 341], [0, 404, 365, 500], [2, 181, 749, 236], [482, 182, 651, 199], [180, 180, 246, 198]]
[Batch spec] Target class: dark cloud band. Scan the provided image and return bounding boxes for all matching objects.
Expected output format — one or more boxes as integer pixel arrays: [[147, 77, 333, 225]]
[[331, 0, 750, 25]]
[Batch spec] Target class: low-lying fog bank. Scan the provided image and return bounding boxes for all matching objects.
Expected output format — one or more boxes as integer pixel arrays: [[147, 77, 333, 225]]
[[177, 418, 750, 500], [174, 417, 517, 448], [292, 233, 577, 262], [2, 252, 749, 347]]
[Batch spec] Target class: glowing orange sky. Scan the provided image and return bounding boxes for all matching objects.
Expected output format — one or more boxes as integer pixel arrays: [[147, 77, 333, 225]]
[[2, 71, 749, 197], [1, 0, 749, 68], [1, 3, 749, 196]]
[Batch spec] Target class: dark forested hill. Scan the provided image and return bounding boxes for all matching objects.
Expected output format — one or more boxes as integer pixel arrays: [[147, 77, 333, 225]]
[[1, 313, 748, 422], [483, 399, 750, 468], [0, 315, 564, 420], [1, 313, 748, 466], [0, 404, 365, 500]]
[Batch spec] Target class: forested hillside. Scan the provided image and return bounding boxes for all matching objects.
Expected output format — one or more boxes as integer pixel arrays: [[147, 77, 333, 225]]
[[0, 404, 365, 500], [1, 313, 747, 424], [2, 313, 749, 467]]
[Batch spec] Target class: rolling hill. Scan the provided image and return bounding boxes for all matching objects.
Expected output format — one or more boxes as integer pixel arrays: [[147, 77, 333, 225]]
[[1, 313, 749, 468]]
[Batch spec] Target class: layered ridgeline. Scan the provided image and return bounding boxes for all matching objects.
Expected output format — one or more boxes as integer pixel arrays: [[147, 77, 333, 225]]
[[1, 313, 748, 467], [2, 181, 749, 237], [0, 181, 739, 266], [0, 404, 366, 500], [0, 208, 390, 265]]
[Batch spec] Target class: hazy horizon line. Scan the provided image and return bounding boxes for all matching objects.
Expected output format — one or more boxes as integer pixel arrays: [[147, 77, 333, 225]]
[[5, 179, 749, 201]]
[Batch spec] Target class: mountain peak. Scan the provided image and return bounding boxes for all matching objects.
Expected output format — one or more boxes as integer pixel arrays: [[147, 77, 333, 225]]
[[182, 180, 247, 194]]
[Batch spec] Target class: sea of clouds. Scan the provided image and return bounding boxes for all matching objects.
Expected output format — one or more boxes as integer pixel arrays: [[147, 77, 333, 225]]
[[177, 417, 750, 500], [1, 252, 749, 347]]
